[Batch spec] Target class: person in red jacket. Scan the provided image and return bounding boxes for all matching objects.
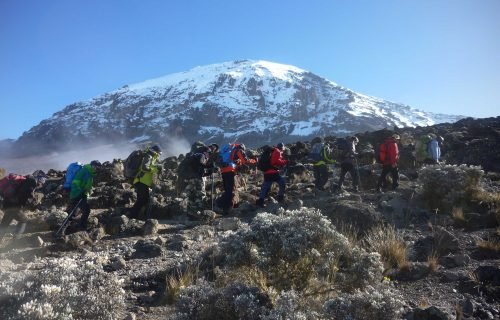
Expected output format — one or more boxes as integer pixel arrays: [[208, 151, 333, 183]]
[[377, 134, 400, 192], [256, 142, 289, 207], [216, 144, 256, 215]]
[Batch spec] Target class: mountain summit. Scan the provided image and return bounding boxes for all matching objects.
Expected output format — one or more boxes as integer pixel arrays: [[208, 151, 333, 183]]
[[15, 60, 462, 154]]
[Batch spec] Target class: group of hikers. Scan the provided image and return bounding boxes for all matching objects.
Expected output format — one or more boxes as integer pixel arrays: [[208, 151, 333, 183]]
[[0, 132, 444, 240]]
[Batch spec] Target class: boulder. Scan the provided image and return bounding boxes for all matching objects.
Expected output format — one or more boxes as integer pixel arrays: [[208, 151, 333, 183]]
[[131, 239, 164, 259]]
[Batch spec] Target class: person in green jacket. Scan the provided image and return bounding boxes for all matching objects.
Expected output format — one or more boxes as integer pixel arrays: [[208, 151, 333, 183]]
[[130, 145, 162, 220], [310, 137, 336, 190], [61, 160, 101, 235]]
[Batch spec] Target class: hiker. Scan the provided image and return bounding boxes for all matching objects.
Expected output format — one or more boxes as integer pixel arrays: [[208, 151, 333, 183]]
[[129, 145, 162, 220], [216, 143, 256, 215], [377, 134, 400, 192], [256, 142, 289, 207], [337, 136, 360, 192], [59, 161, 101, 235], [427, 135, 444, 164], [309, 137, 336, 190], [0, 173, 45, 241], [178, 143, 219, 215]]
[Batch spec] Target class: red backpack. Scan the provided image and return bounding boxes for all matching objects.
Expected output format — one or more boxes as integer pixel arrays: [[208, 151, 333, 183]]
[[0, 174, 26, 200]]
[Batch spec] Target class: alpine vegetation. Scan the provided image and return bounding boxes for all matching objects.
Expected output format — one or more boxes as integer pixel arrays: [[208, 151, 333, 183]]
[[0, 256, 125, 320], [418, 164, 484, 211], [170, 207, 402, 319]]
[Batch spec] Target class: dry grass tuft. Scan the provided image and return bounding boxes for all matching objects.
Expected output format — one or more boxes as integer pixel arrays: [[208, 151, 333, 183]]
[[364, 225, 408, 269], [476, 238, 500, 253], [427, 252, 439, 273], [165, 264, 199, 304], [451, 207, 467, 226]]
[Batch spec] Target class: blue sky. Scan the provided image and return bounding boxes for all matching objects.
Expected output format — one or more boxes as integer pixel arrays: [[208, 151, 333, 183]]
[[1, 0, 499, 139]]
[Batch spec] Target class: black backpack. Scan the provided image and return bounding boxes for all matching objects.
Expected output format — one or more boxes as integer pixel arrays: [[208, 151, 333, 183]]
[[334, 138, 350, 161], [124, 150, 145, 179], [257, 145, 274, 171]]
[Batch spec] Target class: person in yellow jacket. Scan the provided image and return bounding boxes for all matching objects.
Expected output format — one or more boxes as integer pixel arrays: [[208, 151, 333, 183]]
[[130, 145, 162, 220], [310, 137, 336, 190]]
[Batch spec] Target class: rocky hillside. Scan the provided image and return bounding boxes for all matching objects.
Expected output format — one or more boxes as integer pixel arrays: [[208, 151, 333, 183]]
[[0, 117, 498, 320], [11, 60, 462, 157]]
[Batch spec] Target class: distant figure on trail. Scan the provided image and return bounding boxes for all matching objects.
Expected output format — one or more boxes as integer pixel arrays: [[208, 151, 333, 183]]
[[0, 173, 46, 241], [128, 145, 162, 220], [337, 136, 360, 192], [177, 142, 219, 215], [59, 161, 101, 235], [216, 143, 256, 215], [309, 137, 336, 191], [377, 134, 400, 193], [256, 142, 288, 207], [427, 135, 444, 164]]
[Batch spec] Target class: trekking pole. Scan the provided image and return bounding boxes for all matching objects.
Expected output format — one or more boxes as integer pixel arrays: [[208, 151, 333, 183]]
[[146, 187, 154, 220], [354, 156, 361, 191], [210, 171, 214, 211], [56, 198, 83, 236]]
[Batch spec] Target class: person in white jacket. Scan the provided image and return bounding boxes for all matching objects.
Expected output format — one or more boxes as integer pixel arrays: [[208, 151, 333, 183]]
[[427, 136, 444, 164]]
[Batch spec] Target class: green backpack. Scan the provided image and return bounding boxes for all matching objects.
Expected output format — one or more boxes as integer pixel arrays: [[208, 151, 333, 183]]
[[415, 135, 433, 162]]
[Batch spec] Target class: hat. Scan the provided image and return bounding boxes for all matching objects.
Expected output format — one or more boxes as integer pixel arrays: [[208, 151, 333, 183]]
[[392, 134, 401, 140], [239, 144, 246, 151], [437, 136, 444, 143], [277, 142, 285, 150], [150, 145, 162, 153], [350, 136, 359, 143], [90, 160, 102, 168]]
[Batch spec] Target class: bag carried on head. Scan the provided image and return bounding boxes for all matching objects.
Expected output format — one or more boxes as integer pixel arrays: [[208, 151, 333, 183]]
[[190, 141, 207, 154], [415, 134, 433, 162], [257, 145, 274, 171], [63, 162, 83, 191], [124, 150, 145, 179]]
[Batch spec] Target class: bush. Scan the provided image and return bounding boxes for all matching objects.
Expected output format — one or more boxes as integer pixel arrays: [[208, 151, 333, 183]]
[[0, 257, 125, 320], [217, 208, 383, 292], [418, 164, 484, 211], [363, 225, 408, 269], [324, 285, 405, 320], [172, 207, 400, 319], [175, 281, 272, 320]]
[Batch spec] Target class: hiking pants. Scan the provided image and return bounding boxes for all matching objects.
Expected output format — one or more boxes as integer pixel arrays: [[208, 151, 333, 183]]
[[258, 173, 286, 200], [68, 196, 90, 228], [338, 162, 359, 188], [0, 207, 28, 239], [377, 165, 399, 189], [217, 172, 236, 213], [131, 182, 150, 220], [313, 164, 329, 189]]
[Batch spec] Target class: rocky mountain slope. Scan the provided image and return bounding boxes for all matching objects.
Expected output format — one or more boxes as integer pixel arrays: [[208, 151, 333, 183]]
[[12, 60, 462, 157], [0, 117, 498, 319]]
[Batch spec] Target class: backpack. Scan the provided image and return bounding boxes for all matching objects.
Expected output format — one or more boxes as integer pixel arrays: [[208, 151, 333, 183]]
[[309, 143, 324, 162], [63, 162, 83, 190], [415, 134, 433, 162], [217, 144, 237, 167], [333, 138, 350, 161], [257, 145, 274, 171], [124, 150, 145, 179], [190, 141, 207, 154], [178, 152, 208, 179], [0, 174, 26, 201]]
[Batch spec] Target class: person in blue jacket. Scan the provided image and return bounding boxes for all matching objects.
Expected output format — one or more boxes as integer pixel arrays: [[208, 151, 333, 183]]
[[427, 136, 444, 164]]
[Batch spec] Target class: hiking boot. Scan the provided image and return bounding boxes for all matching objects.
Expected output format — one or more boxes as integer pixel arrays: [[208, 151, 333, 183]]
[[256, 198, 265, 208], [353, 186, 359, 192], [376, 187, 383, 193]]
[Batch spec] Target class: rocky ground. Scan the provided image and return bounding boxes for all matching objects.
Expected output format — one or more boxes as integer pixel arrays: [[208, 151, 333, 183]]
[[0, 117, 499, 320]]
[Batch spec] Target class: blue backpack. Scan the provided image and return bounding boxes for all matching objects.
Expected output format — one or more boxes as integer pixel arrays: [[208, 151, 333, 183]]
[[217, 144, 237, 167], [64, 162, 83, 191]]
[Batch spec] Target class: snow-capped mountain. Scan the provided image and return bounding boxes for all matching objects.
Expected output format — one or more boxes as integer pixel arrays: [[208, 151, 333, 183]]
[[15, 60, 463, 155]]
